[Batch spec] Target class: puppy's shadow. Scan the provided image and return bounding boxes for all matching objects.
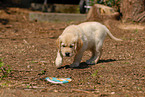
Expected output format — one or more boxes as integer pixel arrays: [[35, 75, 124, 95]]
[[58, 62, 89, 69], [58, 59, 117, 69], [98, 59, 116, 63]]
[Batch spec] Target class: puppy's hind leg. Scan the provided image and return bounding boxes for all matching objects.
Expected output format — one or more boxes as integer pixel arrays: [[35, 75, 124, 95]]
[[86, 48, 97, 65], [94, 47, 102, 64], [86, 42, 103, 64], [94, 41, 103, 64]]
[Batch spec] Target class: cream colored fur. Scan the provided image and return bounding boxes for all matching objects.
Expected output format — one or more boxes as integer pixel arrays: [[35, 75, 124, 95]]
[[55, 22, 122, 68]]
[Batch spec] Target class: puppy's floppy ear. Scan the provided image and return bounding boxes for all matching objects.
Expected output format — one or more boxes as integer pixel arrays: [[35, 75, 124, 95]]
[[56, 38, 61, 50], [76, 38, 83, 51]]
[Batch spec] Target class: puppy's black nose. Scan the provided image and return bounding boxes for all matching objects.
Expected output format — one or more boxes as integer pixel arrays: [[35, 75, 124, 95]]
[[65, 52, 70, 57]]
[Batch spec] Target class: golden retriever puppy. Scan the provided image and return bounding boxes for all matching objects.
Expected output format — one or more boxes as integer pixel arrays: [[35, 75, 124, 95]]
[[55, 22, 122, 68]]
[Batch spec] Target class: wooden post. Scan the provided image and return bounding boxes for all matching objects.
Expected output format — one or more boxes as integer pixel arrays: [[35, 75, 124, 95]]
[[87, 4, 120, 21]]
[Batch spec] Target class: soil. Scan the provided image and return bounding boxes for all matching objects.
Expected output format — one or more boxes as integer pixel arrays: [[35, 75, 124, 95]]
[[0, 7, 144, 97]]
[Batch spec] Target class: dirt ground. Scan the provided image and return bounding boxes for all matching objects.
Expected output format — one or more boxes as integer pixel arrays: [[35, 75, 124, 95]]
[[0, 7, 144, 97]]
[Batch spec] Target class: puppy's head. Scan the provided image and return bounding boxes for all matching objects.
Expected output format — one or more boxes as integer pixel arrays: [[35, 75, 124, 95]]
[[56, 33, 83, 57]]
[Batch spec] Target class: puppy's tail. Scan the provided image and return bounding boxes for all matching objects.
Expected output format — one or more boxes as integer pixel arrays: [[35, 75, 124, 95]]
[[107, 31, 123, 41], [104, 20, 123, 41], [106, 27, 123, 41]]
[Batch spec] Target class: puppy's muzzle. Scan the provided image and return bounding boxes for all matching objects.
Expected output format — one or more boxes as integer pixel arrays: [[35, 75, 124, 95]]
[[65, 52, 70, 57]]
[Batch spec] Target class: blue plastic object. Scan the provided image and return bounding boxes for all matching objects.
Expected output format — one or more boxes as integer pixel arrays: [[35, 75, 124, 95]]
[[45, 77, 72, 84]]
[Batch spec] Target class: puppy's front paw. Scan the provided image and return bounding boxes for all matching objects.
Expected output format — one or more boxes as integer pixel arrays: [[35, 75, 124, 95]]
[[70, 63, 80, 68], [55, 58, 62, 68]]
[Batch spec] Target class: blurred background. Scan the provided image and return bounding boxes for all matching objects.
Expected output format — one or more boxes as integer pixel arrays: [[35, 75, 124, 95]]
[[0, 0, 121, 14]]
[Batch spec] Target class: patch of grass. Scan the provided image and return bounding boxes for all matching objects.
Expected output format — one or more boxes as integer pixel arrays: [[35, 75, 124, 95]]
[[124, 62, 130, 64], [31, 61, 38, 63], [109, 63, 113, 65], [38, 70, 46, 75], [130, 38, 135, 40], [92, 70, 99, 77], [41, 70, 45, 74], [101, 65, 105, 68], [93, 86, 96, 89], [0, 58, 12, 80], [1, 83, 8, 87], [26, 85, 30, 88], [133, 29, 138, 34], [136, 86, 142, 91]]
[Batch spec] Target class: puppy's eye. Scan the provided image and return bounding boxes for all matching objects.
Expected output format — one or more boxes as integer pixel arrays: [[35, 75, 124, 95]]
[[70, 45, 73, 48], [62, 45, 66, 47], [70, 44, 74, 48], [61, 43, 66, 47]]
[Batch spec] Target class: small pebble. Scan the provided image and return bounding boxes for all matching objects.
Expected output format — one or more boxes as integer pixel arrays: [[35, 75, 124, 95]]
[[54, 90, 58, 92], [27, 65, 31, 68], [111, 92, 115, 94]]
